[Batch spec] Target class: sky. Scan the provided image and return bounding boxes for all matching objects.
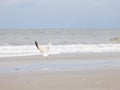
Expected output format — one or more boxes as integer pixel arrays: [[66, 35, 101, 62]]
[[0, 0, 120, 29]]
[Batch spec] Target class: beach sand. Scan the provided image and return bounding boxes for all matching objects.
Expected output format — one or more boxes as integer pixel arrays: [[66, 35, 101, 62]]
[[0, 53, 120, 90], [0, 70, 120, 90]]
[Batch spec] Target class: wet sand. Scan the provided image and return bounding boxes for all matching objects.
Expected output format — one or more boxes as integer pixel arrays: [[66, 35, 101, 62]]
[[0, 53, 120, 90]]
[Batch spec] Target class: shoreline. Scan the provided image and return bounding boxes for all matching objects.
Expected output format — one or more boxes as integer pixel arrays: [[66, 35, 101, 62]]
[[0, 52, 120, 60], [0, 52, 120, 73], [0, 52, 120, 90]]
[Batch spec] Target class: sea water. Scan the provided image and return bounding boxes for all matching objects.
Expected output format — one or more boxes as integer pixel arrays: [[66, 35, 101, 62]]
[[0, 29, 120, 57]]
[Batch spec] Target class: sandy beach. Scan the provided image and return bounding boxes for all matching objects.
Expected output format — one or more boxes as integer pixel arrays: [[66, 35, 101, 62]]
[[0, 1, 120, 89], [0, 70, 120, 90], [0, 53, 120, 90]]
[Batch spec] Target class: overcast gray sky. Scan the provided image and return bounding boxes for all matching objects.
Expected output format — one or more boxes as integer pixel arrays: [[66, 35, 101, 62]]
[[0, 0, 120, 29]]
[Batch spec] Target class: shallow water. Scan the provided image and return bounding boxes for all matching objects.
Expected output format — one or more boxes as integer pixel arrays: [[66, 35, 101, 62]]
[[0, 60, 120, 73]]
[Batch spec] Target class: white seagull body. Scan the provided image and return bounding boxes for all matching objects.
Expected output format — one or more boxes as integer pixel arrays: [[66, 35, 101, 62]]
[[35, 41, 51, 57]]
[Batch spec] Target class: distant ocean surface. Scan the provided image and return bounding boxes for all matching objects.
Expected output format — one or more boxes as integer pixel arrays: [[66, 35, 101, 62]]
[[0, 29, 120, 57]]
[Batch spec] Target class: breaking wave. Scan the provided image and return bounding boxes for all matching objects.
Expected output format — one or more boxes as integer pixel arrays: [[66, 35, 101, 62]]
[[0, 44, 120, 57]]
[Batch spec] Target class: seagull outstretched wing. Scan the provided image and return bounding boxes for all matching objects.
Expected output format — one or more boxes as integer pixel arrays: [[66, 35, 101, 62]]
[[35, 41, 45, 54], [35, 41, 51, 57], [46, 41, 51, 52]]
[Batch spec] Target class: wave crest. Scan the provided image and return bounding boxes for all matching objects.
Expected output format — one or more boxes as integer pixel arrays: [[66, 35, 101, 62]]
[[0, 44, 120, 57]]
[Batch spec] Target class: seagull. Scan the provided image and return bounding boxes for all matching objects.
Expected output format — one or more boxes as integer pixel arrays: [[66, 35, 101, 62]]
[[35, 41, 51, 57]]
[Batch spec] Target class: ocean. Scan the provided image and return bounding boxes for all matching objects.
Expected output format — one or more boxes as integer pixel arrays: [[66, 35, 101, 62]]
[[0, 29, 120, 57]]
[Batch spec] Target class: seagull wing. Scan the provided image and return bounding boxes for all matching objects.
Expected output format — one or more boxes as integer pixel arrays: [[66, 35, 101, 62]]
[[46, 41, 51, 52], [35, 41, 45, 54]]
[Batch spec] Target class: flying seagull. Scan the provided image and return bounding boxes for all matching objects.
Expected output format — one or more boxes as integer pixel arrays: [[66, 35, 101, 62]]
[[35, 41, 51, 57]]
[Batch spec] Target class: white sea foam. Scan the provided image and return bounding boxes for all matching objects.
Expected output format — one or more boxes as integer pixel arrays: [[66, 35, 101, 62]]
[[0, 44, 120, 57]]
